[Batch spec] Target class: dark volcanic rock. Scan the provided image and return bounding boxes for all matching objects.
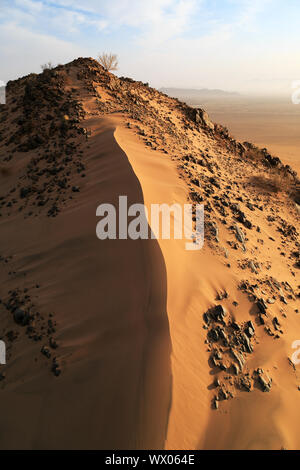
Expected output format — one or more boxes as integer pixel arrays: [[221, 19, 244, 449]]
[[13, 308, 30, 326]]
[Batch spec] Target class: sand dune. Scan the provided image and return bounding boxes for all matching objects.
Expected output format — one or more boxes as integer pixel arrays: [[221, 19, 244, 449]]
[[0, 58, 299, 449], [0, 117, 171, 449], [115, 119, 300, 450]]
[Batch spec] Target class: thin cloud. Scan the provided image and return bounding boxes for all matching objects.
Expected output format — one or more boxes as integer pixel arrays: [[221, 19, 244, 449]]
[[0, 21, 86, 81], [0, 0, 298, 94]]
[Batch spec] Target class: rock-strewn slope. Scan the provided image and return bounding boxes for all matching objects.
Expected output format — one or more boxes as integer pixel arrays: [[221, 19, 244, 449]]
[[0, 58, 299, 450]]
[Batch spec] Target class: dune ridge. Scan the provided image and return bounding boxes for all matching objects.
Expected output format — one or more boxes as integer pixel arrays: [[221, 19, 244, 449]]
[[0, 58, 299, 449]]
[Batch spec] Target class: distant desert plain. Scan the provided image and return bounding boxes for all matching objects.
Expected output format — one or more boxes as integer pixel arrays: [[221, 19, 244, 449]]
[[162, 89, 300, 175]]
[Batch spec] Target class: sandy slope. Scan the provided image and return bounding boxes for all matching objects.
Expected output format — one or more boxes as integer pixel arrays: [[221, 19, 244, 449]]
[[0, 118, 171, 449], [114, 120, 300, 450], [0, 58, 299, 450], [115, 120, 227, 449]]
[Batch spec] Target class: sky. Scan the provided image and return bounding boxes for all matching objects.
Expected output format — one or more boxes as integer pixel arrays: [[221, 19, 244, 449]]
[[0, 0, 299, 94]]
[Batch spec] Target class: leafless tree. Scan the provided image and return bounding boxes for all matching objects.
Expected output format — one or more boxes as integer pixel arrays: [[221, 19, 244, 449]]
[[97, 53, 118, 71], [41, 62, 53, 71]]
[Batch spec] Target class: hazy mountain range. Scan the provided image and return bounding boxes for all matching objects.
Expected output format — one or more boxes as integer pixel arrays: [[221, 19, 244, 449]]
[[160, 87, 239, 102]]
